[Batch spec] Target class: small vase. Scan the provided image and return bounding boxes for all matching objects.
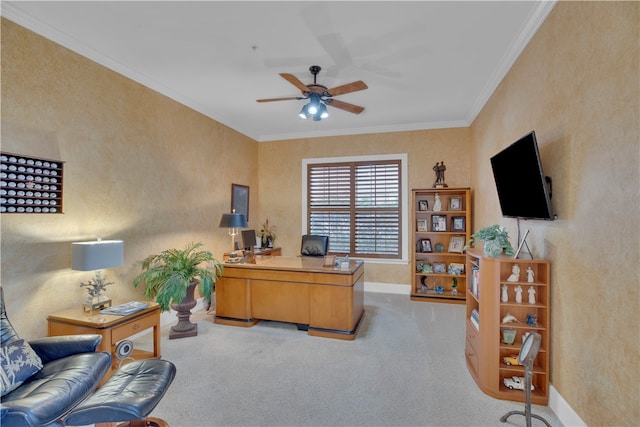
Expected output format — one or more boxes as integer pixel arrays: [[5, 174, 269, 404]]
[[483, 240, 503, 257]]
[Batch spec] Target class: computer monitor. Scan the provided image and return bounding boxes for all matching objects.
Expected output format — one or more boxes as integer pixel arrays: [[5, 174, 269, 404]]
[[241, 229, 257, 250]]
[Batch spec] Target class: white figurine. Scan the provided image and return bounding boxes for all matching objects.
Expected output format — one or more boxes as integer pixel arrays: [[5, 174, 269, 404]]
[[526, 266, 535, 283], [507, 264, 520, 282], [528, 286, 536, 304], [501, 284, 509, 302], [515, 285, 523, 303], [501, 312, 520, 324], [433, 193, 442, 211]]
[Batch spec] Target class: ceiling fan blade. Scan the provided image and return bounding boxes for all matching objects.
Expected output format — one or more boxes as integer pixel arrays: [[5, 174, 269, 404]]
[[326, 99, 365, 115], [327, 80, 368, 96], [280, 73, 310, 93], [256, 97, 300, 103]]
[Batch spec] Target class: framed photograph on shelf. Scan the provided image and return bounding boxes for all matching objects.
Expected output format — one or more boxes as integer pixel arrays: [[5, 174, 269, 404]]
[[449, 196, 462, 210], [448, 262, 465, 275], [431, 215, 447, 232], [433, 262, 446, 274], [420, 238, 432, 253], [416, 219, 428, 232], [231, 184, 249, 221], [451, 216, 466, 232], [448, 235, 466, 253], [418, 200, 429, 211]]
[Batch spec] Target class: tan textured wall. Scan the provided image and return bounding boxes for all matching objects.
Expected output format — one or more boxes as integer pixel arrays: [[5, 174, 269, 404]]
[[257, 129, 471, 287], [3, 2, 638, 423], [471, 2, 639, 425], [1, 19, 259, 338]]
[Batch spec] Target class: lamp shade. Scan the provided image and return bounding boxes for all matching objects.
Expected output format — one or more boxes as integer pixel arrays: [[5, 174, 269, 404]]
[[71, 240, 124, 271], [219, 213, 248, 229]]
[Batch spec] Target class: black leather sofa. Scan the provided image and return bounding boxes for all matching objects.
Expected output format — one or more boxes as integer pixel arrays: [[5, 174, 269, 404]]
[[0, 287, 112, 427]]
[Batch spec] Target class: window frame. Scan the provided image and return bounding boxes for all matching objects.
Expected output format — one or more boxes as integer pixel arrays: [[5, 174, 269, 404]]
[[302, 153, 409, 263]]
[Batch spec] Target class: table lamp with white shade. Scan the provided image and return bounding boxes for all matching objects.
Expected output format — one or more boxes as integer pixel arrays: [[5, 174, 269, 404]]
[[71, 238, 124, 311]]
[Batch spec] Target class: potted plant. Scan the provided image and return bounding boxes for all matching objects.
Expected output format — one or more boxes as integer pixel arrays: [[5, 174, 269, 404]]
[[257, 218, 277, 248], [133, 242, 223, 339], [465, 224, 515, 257]]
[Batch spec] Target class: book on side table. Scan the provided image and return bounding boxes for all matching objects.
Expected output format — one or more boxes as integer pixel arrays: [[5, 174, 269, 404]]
[[101, 301, 149, 316]]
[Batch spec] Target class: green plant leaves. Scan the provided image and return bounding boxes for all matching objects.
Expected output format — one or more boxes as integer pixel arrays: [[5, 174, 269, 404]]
[[133, 242, 224, 311]]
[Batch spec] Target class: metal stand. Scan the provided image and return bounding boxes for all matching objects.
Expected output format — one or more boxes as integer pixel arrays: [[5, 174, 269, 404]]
[[500, 333, 551, 427], [513, 229, 533, 260]]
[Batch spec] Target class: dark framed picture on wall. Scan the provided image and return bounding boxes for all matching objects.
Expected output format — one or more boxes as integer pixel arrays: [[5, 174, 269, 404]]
[[231, 184, 249, 221]]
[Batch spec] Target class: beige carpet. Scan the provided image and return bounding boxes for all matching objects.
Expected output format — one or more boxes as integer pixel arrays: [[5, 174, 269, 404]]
[[132, 292, 562, 427]]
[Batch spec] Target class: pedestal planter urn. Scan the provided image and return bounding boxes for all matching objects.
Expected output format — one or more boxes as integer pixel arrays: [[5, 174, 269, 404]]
[[133, 242, 223, 339], [169, 280, 199, 339]]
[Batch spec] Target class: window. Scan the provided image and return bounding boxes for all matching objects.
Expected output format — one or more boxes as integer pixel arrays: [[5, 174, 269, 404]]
[[306, 158, 402, 259]]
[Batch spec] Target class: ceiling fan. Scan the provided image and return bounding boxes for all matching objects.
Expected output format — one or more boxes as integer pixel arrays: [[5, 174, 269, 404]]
[[257, 65, 368, 119]]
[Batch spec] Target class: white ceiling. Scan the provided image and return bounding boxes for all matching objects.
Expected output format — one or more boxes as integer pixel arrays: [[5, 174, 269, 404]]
[[2, 1, 555, 142]]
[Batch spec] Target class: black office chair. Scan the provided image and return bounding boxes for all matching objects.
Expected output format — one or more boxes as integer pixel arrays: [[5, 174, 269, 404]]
[[300, 235, 329, 256]]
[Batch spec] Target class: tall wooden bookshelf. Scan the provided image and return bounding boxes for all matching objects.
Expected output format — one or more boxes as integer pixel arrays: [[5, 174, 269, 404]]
[[465, 247, 550, 404], [410, 188, 471, 304]]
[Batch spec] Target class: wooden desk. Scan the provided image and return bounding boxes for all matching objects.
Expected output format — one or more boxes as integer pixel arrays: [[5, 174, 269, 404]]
[[223, 247, 281, 261], [47, 303, 161, 375], [214, 256, 365, 340]]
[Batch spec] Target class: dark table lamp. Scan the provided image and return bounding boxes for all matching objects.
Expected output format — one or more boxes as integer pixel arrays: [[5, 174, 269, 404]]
[[72, 238, 124, 311], [219, 211, 247, 260]]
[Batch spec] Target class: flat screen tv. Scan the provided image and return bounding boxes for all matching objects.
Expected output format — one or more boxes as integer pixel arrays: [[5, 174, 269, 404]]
[[490, 131, 554, 220]]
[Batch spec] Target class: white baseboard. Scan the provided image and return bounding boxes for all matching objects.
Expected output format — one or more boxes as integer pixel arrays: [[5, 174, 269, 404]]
[[549, 384, 586, 426], [365, 281, 411, 294]]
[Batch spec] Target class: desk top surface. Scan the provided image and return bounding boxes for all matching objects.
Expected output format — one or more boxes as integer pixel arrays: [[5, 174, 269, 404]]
[[224, 256, 363, 275]]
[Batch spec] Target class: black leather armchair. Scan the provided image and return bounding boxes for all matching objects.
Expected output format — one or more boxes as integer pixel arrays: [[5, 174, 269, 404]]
[[0, 287, 112, 427], [300, 234, 329, 257]]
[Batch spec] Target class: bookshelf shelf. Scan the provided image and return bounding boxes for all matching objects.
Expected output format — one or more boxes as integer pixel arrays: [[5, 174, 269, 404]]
[[464, 248, 550, 404]]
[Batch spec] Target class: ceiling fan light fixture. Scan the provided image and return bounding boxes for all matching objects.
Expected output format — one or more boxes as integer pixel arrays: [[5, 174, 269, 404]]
[[318, 102, 329, 119], [307, 94, 320, 115], [299, 93, 329, 121]]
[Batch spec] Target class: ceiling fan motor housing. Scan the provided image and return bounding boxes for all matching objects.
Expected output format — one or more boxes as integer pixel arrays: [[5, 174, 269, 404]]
[[309, 65, 322, 76]]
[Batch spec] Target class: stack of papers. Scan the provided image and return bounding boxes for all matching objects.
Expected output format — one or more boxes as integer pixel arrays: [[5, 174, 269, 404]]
[[101, 301, 149, 316]]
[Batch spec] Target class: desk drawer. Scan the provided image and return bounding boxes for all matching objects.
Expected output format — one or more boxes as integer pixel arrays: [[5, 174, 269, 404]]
[[111, 313, 156, 344]]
